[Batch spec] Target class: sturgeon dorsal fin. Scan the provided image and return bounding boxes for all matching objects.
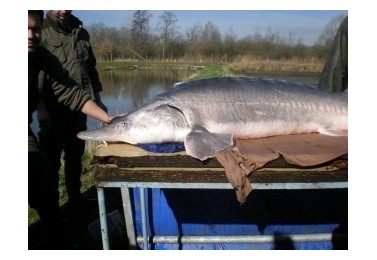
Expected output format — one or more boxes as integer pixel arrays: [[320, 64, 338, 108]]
[[184, 125, 233, 161]]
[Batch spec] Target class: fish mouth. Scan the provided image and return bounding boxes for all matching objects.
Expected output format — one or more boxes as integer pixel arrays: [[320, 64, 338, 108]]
[[77, 129, 110, 141], [77, 131, 97, 141], [77, 128, 133, 144]]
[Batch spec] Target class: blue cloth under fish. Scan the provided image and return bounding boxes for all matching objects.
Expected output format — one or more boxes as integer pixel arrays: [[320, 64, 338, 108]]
[[137, 142, 185, 153]]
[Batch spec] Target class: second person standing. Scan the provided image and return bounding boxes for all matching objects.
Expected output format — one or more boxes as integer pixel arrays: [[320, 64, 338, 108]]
[[37, 10, 107, 207]]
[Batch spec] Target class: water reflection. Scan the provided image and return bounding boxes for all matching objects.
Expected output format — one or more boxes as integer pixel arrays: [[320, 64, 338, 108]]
[[31, 69, 193, 133], [88, 69, 193, 129]]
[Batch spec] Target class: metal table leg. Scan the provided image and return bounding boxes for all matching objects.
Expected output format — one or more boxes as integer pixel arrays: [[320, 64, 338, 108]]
[[97, 187, 109, 250], [121, 188, 137, 248], [140, 187, 148, 249]]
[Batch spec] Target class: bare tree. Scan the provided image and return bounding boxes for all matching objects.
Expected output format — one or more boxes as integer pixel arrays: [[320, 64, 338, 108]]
[[158, 11, 178, 60], [117, 26, 131, 59], [85, 12, 337, 62], [201, 22, 222, 58], [184, 24, 202, 58], [223, 27, 237, 59], [201, 21, 221, 43], [316, 14, 347, 47], [86, 23, 107, 49], [99, 39, 113, 61], [263, 28, 282, 45], [186, 23, 201, 43], [131, 10, 152, 57]]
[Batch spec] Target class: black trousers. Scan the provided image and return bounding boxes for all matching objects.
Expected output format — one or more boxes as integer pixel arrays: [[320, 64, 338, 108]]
[[38, 110, 87, 201], [29, 127, 62, 235]]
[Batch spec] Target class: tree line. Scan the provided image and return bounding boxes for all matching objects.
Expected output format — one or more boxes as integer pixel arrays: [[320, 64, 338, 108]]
[[86, 11, 346, 63]]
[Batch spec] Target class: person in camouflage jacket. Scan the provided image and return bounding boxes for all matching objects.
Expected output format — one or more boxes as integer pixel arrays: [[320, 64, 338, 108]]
[[28, 10, 110, 248], [37, 10, 107, 207], [318, 16, 348, 92]]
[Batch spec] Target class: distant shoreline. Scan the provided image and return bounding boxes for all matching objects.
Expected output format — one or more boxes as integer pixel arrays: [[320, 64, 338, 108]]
[[97, 56, 324, 79]]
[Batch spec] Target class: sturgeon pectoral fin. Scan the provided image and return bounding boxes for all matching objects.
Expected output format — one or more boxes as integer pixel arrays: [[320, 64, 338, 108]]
[[184, 125, 234, 161], [318, 129, 348, 137]]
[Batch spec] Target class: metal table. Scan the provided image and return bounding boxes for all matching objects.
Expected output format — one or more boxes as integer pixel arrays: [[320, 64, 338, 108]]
[[93, 144, 348, 250]]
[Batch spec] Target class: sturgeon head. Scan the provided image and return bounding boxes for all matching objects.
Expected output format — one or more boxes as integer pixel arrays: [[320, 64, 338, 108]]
[[77, 102, 191, 145], [77, 97, 234, 161]]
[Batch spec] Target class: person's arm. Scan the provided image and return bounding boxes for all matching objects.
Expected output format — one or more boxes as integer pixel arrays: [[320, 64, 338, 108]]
[[81, 100, 111, 123], [52, 81, 111, 123], [93, 91, 108, 112], [41, 47, 111, 123]]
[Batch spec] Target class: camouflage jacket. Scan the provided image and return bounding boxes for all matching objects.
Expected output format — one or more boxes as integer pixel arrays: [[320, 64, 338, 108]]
[[39, 13, 102, 112], [28, 47, 91, 152]]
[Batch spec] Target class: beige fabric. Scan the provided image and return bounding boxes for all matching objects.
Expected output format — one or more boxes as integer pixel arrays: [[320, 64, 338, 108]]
[[216, 133, 348, 203]]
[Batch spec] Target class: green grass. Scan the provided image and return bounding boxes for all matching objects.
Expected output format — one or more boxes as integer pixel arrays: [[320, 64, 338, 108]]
[[193, 63, 230, 79], [96, 57, 323, 76], [96, 60, 212, 71], [28, 206, 40, 225]]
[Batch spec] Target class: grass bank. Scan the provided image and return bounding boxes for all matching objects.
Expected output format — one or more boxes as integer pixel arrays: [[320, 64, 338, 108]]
[[229, 55, 324, 74], [97, 56, 324, 78]]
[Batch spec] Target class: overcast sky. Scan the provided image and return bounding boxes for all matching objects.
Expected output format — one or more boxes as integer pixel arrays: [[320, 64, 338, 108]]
[[71, 10, 348, 46]]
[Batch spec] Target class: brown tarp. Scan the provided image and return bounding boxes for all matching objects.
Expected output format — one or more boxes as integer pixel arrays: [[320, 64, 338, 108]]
[[215, 133, 348, 203]]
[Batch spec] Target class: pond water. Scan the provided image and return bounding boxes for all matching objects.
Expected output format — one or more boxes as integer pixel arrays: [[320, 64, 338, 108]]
[[87, 69, 194, 130], [30, 69, 320, 133], [30, 69, 193, 134]]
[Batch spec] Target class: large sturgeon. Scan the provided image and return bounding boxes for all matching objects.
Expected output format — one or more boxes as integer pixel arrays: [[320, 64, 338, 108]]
[[78, 77, 348, 161]]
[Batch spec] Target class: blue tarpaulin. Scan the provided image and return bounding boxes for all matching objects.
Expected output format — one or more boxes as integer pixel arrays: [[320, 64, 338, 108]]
[[131, 188, 347, 250], [137, 142, 185, 153], [129, 143, 347, 250]]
